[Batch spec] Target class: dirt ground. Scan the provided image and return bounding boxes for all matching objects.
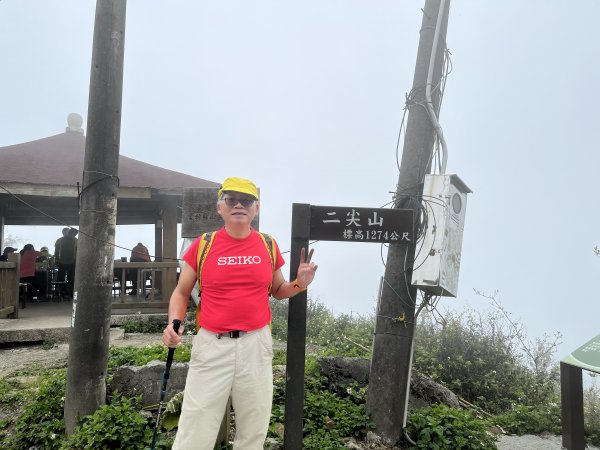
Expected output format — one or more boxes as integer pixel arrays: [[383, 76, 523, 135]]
[[0, 330, 167, 378]]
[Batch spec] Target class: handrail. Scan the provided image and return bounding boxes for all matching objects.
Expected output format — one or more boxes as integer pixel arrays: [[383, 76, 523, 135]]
[[112, 260, 180, 303]]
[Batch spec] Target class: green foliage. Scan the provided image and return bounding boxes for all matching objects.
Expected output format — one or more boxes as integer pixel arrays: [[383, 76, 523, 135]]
[[273, 349, 287, 365], [0, 377, 27, 405], [270, 296, 374, 357], [304, 355, 322, 379], [108, 343, 192, 370], [305, 298, 374, 357], [2, 298, 583, 448], [405, 404, 497, 449], [302, 428, 347, 449], [0, 418, 10, 443], [161, 391, 184, 431], [0, 377, 31, 443], [495, 403, 561, 435], [303, 389, 372, 438], [43, 339, 58, 350], [63, 396, 151, 449], [270, 297, 289, 341], [269, 356, 372, 448], [584, 378, 600, 446], [414, 309, 559, 413], [6, 369, 66, 450], [122, 319, 166, 334]]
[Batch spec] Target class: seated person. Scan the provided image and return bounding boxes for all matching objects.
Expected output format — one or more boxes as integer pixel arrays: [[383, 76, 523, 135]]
[[34, 246, 52, 299], [0, 246, 17, 262], [19, 244, 41, 300], [35, 246, 52, 270]]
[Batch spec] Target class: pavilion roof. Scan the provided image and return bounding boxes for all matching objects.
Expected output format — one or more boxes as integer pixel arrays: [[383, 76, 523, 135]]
[[0, 130, 219, 190]]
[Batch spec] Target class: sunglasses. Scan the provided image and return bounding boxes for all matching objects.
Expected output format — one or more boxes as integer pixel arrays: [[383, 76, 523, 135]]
[[221, 197, 256, 208]]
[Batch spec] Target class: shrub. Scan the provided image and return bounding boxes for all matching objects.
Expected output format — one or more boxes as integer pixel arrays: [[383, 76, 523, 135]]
[[0, 377, 29, 406], [273, 349, 287, 365], [63, 396, 152, 449], [585, 378, 600, 446], [270, 297, 289, 341], [405, 404, 497, 449], [269, 356, 373, 448], [495, 403, 561, 435], [413, 309, 559, 413], [122, 319, 165, 334], [302, 428, 347, 449], [303, 389, 372, 438], [0, 377, 30, 444], [6, 369, 66, 450], [270, 296, 374, 357], [108, 343, 192, 370]]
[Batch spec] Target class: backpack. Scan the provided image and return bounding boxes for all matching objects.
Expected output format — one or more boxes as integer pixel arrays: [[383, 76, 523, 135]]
[[194, 230, 277, 329]]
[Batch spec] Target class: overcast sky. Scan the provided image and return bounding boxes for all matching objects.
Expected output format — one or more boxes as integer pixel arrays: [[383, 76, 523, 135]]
[[1, 1, 599, 362]]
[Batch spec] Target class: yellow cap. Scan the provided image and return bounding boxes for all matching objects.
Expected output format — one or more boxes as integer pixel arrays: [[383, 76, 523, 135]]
[[218, 177, 259, 200]]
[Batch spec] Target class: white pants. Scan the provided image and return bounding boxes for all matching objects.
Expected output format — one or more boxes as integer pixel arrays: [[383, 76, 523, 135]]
[[173, 325, 274, 450]]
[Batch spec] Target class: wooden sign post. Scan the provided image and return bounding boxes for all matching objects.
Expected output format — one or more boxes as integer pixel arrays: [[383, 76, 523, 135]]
[[283, 203, 413, 449], [561, 334, 600, 449]]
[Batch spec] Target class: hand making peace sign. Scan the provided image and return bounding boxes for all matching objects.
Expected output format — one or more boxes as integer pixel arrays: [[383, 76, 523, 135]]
[[296, 247, 318, 289]]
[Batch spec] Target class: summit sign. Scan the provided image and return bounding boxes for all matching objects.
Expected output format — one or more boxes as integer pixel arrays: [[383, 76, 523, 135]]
[[309, 205, 413, 243]]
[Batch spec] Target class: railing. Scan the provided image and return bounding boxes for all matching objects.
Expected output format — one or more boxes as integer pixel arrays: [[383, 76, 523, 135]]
[[112, 261, 180, 309], [0, 253, 20, 319]]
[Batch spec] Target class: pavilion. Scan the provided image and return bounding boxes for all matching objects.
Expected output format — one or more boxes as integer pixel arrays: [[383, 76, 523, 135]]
[[0, 114, 220, 314]]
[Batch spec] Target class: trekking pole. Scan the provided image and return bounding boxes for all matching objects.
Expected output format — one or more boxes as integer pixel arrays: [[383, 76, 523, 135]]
[[150, 319, 181, 450]]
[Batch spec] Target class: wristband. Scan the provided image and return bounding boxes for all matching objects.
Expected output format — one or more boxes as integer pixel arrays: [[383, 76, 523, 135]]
[[292, 279, 307, 291]]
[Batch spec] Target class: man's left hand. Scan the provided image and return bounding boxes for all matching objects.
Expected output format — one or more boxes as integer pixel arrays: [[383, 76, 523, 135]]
[[296, 247, 318, 288]]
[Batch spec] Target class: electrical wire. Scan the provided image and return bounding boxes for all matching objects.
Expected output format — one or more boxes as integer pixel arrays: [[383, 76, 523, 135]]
[[394, 100, 410, 173], [402, 243, 417, 306], [1, 182, 178, 262], [377, 191, 450, 321], [411, 199, 439, 273], [385, 55, 454, 312], [279, 240, 319, 256], [1, 181, 311, 262], [430, 47, 452, 173]]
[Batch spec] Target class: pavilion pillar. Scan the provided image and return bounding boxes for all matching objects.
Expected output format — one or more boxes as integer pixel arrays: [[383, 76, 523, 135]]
[[153, 218, 164, 292], [154, 219, 163, 261], [0, 214, 4, 250], [161, 197, 178, 298]]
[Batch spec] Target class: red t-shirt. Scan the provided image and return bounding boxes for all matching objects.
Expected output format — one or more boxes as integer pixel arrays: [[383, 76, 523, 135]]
[[183, 228, 285, 333], [19, 250, 40, 278]]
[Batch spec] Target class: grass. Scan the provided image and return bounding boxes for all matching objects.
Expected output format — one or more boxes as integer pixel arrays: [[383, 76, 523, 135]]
[[4, 295, 600, 448]]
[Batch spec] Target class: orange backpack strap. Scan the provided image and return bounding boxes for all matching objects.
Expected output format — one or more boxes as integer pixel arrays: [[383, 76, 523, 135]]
[[258, 232, 276, 292], [258, 232, 276, 270], [196, 231, 217, 292], [195, 231, 217, 330]]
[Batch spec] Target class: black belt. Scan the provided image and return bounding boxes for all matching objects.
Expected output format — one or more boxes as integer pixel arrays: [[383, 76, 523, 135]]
[[216, 330, 246, 339]]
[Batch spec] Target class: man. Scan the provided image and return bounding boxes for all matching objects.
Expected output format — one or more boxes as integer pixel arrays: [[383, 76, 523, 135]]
[[35, 246, 52, 270], [162, 177, 317, 450], [55, 228, 78, 298], [54, 228, 69, 259], [0, 246, 17, 262], [34, 246, 52, 298]]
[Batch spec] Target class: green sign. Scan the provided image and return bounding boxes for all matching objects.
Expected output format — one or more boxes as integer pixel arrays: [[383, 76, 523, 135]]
[[562, 334, 600, 374]]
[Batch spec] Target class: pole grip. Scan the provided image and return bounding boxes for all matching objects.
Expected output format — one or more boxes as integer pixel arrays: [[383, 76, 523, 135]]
[[172, 319, 181, 334], [165, 319, 181, 367]]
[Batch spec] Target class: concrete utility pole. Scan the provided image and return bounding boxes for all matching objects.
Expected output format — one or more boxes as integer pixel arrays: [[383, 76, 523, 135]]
[[367, 0, 450, 443], [64, 0, 127, 433]]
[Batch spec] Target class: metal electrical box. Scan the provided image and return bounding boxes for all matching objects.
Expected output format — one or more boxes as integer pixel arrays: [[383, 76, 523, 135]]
[[412, 174, 472, 297]]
